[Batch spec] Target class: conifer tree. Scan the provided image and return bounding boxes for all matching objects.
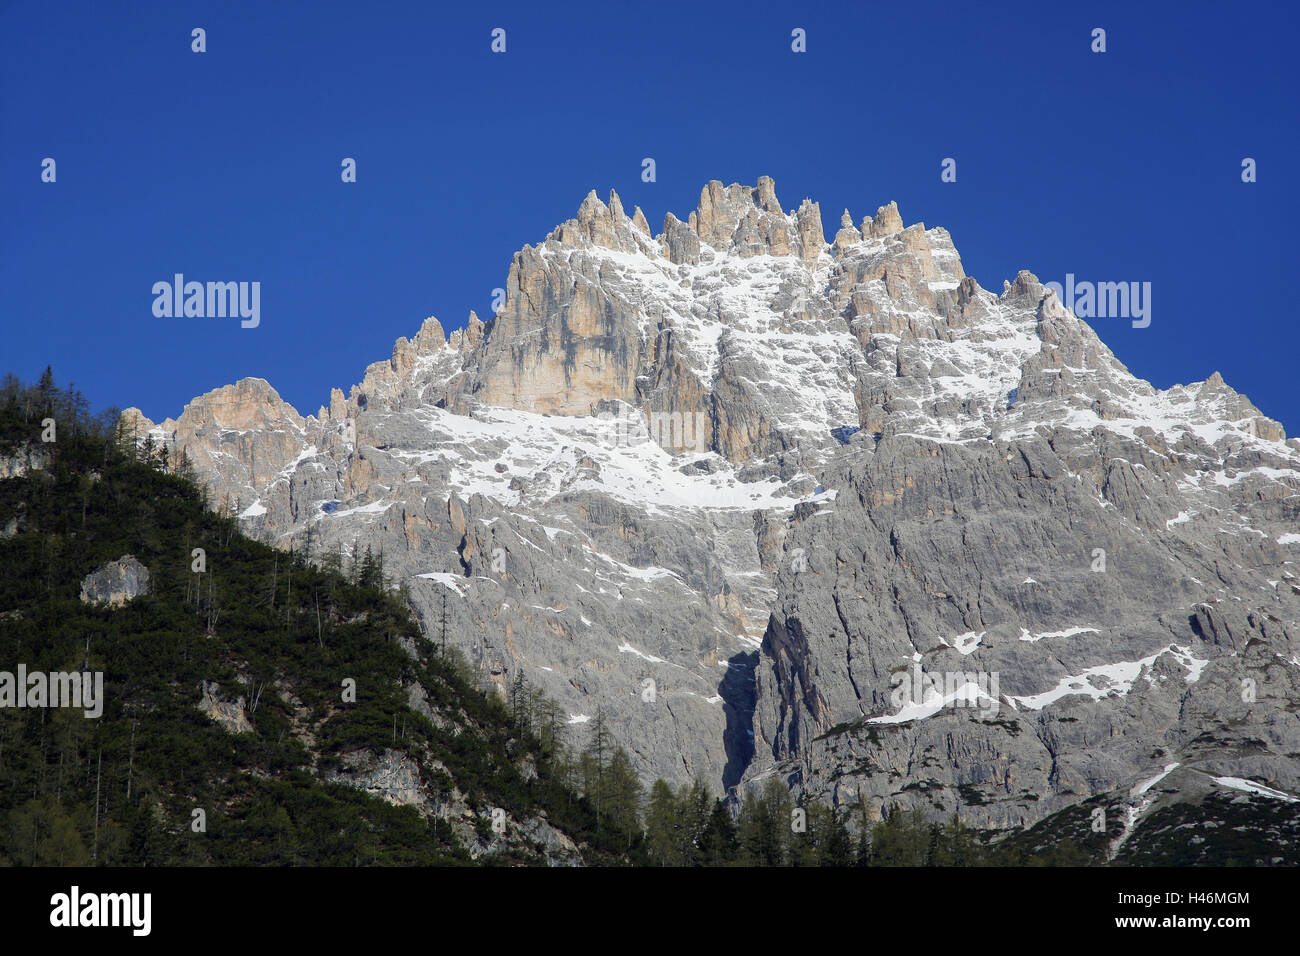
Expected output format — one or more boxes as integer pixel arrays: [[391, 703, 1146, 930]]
[[738, 777, 793, 866], [698, 797, 738, 866], [579, 708, 614, 824], [645, 779, 683, 866], [603, 747, 644, 848]]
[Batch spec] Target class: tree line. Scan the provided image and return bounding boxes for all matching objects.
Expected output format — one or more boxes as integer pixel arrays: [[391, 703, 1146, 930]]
[[503, 675, 1096, 867]]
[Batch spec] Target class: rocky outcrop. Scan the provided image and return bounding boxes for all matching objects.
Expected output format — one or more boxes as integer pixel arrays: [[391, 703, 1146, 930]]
[[122, 178, 1300, 831], [322, 747, 582, 864], [79, 555, 150, 608], [324, 749, 424, 807], [0, 446, 51, 479], [197, 680, 254, 734]]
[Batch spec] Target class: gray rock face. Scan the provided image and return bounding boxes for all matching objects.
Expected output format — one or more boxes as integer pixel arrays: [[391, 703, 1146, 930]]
[[79, 555, 150, 608], [0, 448, 51, 479], [121, 178, 1300, 830], [750, 434, 1300, 829], [324, 748, 425, 807]]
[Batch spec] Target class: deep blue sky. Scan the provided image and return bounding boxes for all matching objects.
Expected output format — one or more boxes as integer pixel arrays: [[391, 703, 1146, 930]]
[[3, 0, 1297, 433]]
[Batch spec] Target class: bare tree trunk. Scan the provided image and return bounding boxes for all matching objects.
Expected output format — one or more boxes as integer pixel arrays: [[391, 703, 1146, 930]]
[[126, 720, 136, 802], [92, 749, 102, 863]]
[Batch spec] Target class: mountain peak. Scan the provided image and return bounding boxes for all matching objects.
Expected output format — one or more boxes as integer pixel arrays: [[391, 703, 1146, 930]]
[[125, 179, 1300, 819]]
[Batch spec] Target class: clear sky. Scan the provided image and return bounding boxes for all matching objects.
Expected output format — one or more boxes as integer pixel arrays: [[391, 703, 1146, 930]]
[[3, 0, 1297, 432]]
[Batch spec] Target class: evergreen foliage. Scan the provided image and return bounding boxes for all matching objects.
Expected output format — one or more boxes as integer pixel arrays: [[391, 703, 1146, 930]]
[[0, 371, 628, 865]]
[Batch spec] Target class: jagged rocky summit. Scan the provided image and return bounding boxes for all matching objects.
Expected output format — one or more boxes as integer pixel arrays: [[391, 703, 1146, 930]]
[[122, 177, 1300, 832]]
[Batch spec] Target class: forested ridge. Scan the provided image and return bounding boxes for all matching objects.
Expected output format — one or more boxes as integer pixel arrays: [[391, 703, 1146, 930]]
[[0, 369, 634, 865]]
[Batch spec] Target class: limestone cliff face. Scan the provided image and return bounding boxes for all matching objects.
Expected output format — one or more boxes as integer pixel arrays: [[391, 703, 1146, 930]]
[[123, 178, 1300, 828], [458, 202, 651, 415]]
